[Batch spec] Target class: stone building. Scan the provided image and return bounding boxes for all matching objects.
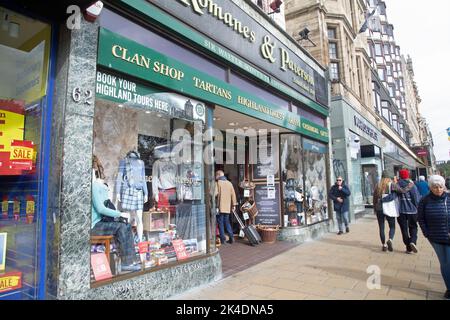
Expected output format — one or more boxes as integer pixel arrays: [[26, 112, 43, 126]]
[[285, 0, 381, 219]]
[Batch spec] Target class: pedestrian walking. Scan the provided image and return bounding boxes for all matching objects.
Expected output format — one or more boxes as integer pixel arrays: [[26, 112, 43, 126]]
[[416, 175, 430, 198], [373, 170, 415, 252], [445, 177, 450, 192], [396, 169, 421, 254], [329, 176, 351, 235], [215, 170, 237, 245], [373, 171, 397, 252], [417, 175, 450, 300]]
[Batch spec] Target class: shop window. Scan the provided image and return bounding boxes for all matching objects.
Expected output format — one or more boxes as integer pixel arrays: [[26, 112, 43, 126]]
[[0, 7, 51, 299], [280, 135, 304, 227], [91, 71, 209, 283], [374, 43, 382, 56], [302, 138, 328, 224]]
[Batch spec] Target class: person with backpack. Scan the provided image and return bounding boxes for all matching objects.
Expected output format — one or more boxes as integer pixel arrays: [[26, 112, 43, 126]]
[[417, 175, 450, 300], [396, 169, 421, 254], [329, 176, 351, 235], [373, 171, 415, 252]]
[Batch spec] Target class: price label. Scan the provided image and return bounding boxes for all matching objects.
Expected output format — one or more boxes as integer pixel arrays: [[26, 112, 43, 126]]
[[244, 189, 250, 197], [26, 201, 35, 215], [243, 212, 250, 220], [13, 201, 20, 213], [2, 202, 8, 214]]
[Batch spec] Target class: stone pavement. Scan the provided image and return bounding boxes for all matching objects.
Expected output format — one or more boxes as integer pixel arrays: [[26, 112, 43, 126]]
[[171, 214, 448, 300]]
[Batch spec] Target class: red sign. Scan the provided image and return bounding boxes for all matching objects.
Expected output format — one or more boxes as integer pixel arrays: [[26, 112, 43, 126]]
[[10, 140, 34, 170], [172, 239, 188, 261], [138, 241, 149, 254], [90, 253, 112, 281], [0, 272, 22, 293]]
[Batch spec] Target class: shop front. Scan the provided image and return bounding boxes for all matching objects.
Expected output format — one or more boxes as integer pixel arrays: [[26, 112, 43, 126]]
[[330, 99, 382, 220], [382, 135, 422, 180], [48, 0, 330, 299]]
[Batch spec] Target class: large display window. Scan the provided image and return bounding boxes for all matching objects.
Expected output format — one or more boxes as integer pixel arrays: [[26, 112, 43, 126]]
[[302, 138, 329, 224], [280, 134, 305, 227], [0, 7, 51, 299], [91, 72, 209, 283]]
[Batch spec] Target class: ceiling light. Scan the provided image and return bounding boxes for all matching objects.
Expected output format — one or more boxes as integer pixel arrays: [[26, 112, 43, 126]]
[[145, 110, 151, 114], [213, 117, 221, 121], [228, 122, 238, 126], [118, 104, 123, 108], [8, 21, 19, 38], [243, 127, 249, 130]]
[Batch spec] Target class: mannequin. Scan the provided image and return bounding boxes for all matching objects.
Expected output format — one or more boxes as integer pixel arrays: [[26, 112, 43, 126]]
[[91, 164, 140, 272], [116, 150, 148, 243], [363, 172, 374, 205], [152, 145, 178, 211]]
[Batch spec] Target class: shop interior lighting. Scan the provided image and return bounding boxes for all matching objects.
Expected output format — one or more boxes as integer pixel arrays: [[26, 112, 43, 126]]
[[228, 122, 239, 126], [8, 21, 19, 38]]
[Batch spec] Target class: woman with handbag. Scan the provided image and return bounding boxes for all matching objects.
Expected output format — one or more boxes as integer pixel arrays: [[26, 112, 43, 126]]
[[373, 171, 415, 252], [373, 171, 398, 252]]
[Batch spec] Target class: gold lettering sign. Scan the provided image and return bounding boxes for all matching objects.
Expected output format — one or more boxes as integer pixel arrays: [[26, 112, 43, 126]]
[[237, 96, 285, 121], [193, 77, 232, 100], [177, 0, 256, 42]]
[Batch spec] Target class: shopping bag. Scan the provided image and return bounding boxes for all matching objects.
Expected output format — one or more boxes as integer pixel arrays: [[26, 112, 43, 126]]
[[381, 193, 399, 218]]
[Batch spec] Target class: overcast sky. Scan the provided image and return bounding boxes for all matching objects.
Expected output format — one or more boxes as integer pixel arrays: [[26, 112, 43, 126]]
[[384, 0, 450, 161]]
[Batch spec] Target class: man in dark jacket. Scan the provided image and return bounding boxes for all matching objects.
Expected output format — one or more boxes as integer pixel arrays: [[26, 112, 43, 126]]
[[396, 169, 421, 254], [417, 175, 450, 300], [329, 176, 351, 235]]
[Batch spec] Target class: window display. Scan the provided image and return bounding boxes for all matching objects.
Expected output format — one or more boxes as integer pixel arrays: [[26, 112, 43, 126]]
[[91, 76, 208, 282], [280, 134, 305, 227], [0, 7, 51, 299], [302, 138, 329, 224]]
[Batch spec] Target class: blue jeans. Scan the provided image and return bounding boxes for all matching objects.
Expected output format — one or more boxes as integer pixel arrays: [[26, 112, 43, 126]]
[[335, 211, 349, 232], [430, 241, 450, 290], [217, 213, 234, 244]]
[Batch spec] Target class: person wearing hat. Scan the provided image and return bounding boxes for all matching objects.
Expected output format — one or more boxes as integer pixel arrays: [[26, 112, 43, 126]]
[[373, 170, 415, 252], [396, 169, 421, 254]]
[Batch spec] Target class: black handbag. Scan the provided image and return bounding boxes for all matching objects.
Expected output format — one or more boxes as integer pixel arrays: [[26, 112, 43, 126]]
[[101, 200, 128, 224]]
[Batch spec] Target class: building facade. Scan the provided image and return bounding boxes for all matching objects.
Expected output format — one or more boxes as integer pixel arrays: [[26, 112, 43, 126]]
[[366, 0, 432, 179], [1, 0, 335, 299], [285, 0, 380, 219]]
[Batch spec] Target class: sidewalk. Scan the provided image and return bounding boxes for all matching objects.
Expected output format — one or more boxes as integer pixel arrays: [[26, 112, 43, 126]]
[[171, 214, 447, 300]]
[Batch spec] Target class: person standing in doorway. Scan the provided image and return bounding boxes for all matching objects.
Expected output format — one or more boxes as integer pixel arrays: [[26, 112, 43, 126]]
[[417, 175, 450, 300], [416, 176, 430, 198], [329, 176, 351, 235], [396, 169, 421, 254], [215, 170, 237, 245]]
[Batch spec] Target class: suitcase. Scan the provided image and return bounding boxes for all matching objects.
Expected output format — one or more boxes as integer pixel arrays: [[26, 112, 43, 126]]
[[233, 210, 262, 246]]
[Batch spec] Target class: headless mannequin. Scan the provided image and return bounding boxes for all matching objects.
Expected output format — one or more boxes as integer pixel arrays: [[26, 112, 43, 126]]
[[152, 149, 178, 208], [116, 151, 148, 243]]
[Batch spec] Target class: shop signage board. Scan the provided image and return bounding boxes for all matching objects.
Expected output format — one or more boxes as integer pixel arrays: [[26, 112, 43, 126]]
[[0, 272, 22, 294], [96, 71, 206, 123], [98, 28, 329, 143], [120, 0, 329, 116], [254, 184, 281, 226]]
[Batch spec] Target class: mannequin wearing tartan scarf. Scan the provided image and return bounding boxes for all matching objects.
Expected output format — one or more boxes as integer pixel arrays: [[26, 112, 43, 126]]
[[116, 151, 148, 242]]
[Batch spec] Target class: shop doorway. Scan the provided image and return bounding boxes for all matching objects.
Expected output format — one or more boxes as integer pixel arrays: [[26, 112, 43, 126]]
[[212, 106, 296, 276]]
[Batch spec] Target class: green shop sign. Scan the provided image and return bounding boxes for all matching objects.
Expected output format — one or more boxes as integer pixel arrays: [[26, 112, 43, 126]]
[[97, 28, 329, 142]]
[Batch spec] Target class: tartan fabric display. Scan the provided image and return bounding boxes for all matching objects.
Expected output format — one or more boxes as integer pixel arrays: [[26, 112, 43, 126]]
[[120, 156, 144, 211], [121, 187, 144, 211]]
